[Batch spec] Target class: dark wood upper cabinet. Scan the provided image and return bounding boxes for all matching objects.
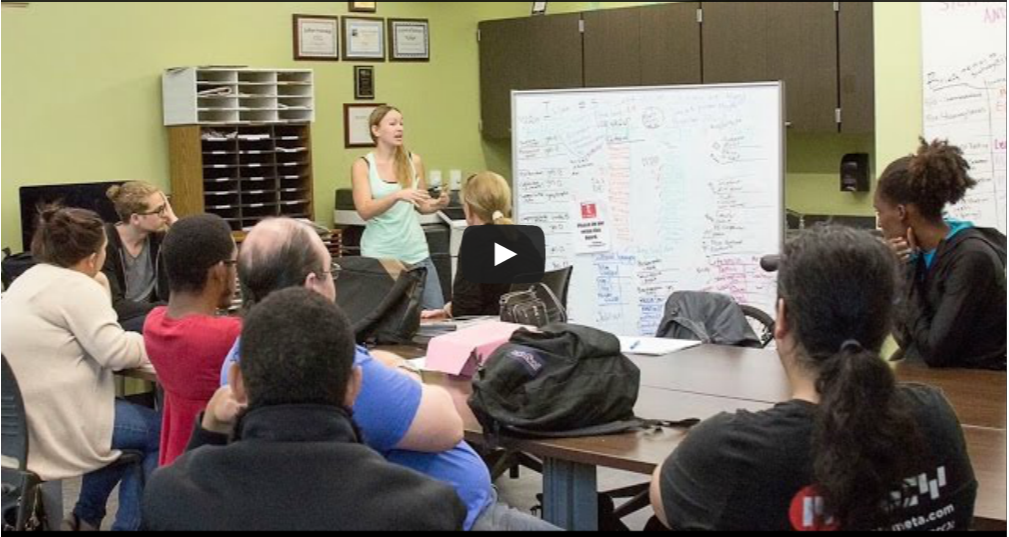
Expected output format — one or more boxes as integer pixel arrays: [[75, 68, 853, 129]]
[[583, 3, 702, 88], [479, 18, 528, 140], [583, 8, 642, 88], [838, 1, 876, 134], [479, 14, 583, 139], [479, 3, 874, 138], [702, 2, 839, 133], [640, 3, 703, 87]]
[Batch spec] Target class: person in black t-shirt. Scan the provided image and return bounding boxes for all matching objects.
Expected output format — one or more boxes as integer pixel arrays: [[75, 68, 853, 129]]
[[650, 226, 978, 532], [422, 172, 514, 320]]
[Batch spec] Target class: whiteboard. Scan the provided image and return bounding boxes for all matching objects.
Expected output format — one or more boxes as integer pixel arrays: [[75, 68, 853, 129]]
[[922, 2, 1007, 233], [513, 83, 784, 337]]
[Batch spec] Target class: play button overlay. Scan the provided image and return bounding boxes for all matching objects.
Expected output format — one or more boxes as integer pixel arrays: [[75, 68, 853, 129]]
[[461, 225, 546, 285], [495, 243, 517, 266]]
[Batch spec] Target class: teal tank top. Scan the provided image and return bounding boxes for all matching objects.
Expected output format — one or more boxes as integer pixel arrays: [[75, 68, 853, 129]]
[[360, 153, 430, 265]]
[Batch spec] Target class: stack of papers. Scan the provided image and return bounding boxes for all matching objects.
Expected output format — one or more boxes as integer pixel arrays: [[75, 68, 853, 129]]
[[618, 337, 701, 356]]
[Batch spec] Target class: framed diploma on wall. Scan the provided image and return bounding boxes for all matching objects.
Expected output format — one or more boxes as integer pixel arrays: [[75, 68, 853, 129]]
[[344, 103, 385, 148], [343, 17, 386, 61], [388, 19, 430, 62], [293, 15, 340, 61]]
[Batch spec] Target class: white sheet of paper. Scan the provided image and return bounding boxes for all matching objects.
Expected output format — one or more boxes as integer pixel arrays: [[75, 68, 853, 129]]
[[572, 200, 613, 255], [619, 337, 702, 356]]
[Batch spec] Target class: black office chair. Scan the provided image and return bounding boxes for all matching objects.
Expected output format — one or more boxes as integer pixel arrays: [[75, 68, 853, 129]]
[[2, 357, 146, 532], [2, 356, 45, 532], [741, 305, 776, 349], [509, 266, 574, 310]]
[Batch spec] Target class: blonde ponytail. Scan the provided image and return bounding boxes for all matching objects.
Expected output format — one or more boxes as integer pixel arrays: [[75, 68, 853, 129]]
[[462, 172, 513, 225]]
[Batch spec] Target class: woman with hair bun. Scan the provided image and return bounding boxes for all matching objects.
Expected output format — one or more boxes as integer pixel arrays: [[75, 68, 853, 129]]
[[875, 139, 1006, 370], [422, 172, 514, 319], [2, 206, 159, 531]]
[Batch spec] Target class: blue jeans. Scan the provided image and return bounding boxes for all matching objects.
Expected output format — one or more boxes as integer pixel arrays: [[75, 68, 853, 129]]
[[417, 258, 446, 311], [73, 400, 160, 531], [472, 489, 564, 532]]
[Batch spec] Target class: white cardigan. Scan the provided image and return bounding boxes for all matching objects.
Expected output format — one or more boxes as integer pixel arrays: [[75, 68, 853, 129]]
[[1, 264, 150, 481]]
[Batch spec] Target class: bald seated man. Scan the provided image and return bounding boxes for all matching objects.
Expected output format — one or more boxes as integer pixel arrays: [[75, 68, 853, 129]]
[[218, 219, 560, 531]]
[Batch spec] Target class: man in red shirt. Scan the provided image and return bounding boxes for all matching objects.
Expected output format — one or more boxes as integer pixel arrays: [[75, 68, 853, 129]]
[[144, 214, 240, 466]]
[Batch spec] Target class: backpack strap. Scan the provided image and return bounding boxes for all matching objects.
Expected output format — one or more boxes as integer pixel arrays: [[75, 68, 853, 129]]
[[500, 417, 701, 440]]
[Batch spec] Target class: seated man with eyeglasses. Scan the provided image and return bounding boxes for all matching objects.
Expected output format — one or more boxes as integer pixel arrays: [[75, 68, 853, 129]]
[[103, 181, 180, 332], [219, 218, 560, 532]]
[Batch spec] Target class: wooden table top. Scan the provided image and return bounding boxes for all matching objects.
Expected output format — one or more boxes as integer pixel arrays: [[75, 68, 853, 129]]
[[125, 341, 1005, 525], [627, 345, 1006, 430], [425, 369, 1006, 526]]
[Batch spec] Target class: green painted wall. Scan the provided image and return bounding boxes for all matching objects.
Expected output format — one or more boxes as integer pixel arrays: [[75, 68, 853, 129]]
[[0, 2, 525, 251], [1, 2, 926, 251]]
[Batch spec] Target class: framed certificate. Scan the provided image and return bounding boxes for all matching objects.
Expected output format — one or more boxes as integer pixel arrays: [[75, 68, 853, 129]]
[[349, 2, 377, 13], [343, 17, 386, 61], [344, 103, 385, 148], [354, 66, 375, 100], [388, 19, 430, 62], [293, 15, 340, 61]]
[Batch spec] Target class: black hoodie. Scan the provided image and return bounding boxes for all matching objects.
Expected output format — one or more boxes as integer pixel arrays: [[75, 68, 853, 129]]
[[142, 405, 467, 531], [101, 223, 169, 323], [895, 227, 1007, 371]]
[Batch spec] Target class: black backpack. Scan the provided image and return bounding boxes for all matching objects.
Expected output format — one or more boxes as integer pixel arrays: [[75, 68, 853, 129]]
[[469, 324, 698, 442], [333, 257, 426, 345]]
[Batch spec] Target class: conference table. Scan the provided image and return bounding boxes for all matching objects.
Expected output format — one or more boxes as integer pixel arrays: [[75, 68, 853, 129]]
[[122, 344, 1005, 532], [380, 344, 1007, 532]]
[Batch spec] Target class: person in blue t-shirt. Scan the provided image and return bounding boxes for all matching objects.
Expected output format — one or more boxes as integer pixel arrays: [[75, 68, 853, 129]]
[[220, 218, 559, 531]]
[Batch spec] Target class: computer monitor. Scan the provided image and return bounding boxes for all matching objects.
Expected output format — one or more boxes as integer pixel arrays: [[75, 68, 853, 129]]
[[18, 182, 122, 252]]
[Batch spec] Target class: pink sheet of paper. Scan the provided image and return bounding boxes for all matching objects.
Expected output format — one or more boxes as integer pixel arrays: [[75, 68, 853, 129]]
[[426, 322, 528, 376]]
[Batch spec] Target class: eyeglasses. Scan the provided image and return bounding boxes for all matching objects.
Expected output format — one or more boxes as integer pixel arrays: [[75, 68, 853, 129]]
[[138, 204, 168, 217], [321, 262, 343, 281]]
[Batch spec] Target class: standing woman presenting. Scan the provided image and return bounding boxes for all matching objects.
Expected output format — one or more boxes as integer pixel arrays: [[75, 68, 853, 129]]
[[352, 105, 450, 310]]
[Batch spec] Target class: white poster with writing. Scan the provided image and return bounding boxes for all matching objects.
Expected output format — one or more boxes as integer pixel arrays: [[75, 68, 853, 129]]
[[922, 2, 1007, 233], [572, 200, 613, 255]]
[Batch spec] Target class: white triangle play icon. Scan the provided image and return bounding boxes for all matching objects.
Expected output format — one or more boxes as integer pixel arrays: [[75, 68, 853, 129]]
[[495, 243, 518, 267]]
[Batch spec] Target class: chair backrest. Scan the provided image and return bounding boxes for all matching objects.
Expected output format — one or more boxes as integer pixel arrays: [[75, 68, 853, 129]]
[[656, 291, 763, 348], [740, 305, 776, 349], [1, 357, 29, 471], [510, 267, 574, 309]]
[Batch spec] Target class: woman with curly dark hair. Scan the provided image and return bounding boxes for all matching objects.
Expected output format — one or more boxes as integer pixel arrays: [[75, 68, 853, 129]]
[[876, 139, 1006, 370]]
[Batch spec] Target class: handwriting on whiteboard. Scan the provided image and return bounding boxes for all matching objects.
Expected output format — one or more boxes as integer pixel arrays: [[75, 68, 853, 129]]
[[985, 4, 1006, 23], [515, 85, 784, 336], [939, 2, 1006, 23]]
